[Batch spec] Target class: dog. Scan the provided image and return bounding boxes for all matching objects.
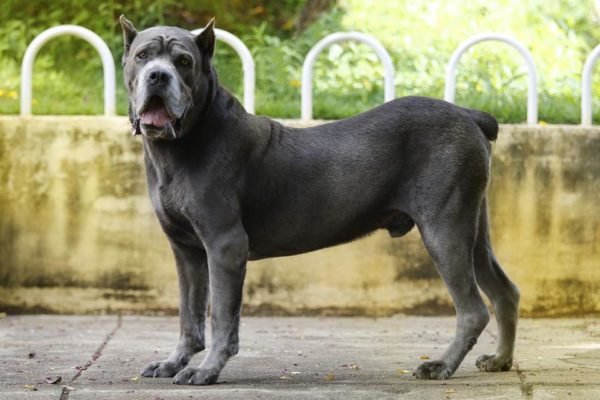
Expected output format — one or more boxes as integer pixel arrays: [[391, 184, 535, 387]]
[[119, 16, 520, 385]]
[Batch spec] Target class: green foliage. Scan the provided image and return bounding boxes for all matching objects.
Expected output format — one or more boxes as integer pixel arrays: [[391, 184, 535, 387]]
[[0, 0, 599, 123], [334, 0, 600, 123], [0, 0, 305, 115]]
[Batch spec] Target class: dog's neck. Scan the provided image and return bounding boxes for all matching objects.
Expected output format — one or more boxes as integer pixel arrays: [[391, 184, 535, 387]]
[[196, 66, 219, 123], [195, 82, 247, 134]]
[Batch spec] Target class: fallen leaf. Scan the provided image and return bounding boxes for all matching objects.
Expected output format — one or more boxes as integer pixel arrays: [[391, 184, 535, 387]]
[[290, 371, 302, 375], [0, 312, 7, 318], [419, 355, 430, 360], [279, 376, 292, 380], [349, 363, 360, 370], [445, 388, 456, 394], [324, 373, 336, 382], [44, 376, 62, 384], [397, 369, 412, 375], [131, 376, 139, 382], [24, 384, 37, 391]]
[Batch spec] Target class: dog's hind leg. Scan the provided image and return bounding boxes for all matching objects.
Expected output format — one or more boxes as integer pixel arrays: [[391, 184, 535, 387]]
[[413, 191, 490, 379], [473, 198, 519, 372], [141, 242, 208, 378]]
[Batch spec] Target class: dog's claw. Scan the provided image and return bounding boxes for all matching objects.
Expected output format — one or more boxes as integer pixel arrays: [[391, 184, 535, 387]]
[[476, 354, 513, 372], [173, 367, 220, 385], [414, 360, 453, 380], [141, 360, 183, 378]]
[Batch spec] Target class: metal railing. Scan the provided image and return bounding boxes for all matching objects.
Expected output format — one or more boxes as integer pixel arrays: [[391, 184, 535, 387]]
[[581, 44, 600, 126], [301, 32, 395, 120], [20, 25, 117, 116], [444, 33, 538, 125], [18, 25, 600, 125], [191, 28, 255, 114]]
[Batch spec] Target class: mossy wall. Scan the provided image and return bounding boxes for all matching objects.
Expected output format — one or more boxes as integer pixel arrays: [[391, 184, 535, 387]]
[[0, 117, 598, 316]]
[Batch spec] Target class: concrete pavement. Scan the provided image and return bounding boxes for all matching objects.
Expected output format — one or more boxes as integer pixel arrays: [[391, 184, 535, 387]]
[[0, 315, 599, 399]]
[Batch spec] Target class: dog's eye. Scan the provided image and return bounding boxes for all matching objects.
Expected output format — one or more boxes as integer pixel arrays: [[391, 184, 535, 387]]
[[177, 56, 191, 67], [136, 51, 148, 60]]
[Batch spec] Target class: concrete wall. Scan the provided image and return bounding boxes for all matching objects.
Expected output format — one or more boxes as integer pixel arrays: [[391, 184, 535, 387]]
[[0, 116, 598, 316]]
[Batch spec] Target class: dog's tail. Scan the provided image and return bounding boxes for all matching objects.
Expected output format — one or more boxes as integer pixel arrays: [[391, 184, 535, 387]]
[[463, 109, 499, 141]]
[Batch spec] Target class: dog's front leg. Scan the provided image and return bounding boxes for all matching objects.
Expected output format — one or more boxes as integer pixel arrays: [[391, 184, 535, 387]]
[[142, 242, 208, 378], [173, 226, 248, 385]]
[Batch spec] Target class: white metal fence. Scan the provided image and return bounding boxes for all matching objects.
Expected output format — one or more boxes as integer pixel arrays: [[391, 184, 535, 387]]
[[444, 33, 538, 125], [18, 24, 600, 125], [581, 44, 600, 126], [191, 28, 255, 113], [20, 25, 117, 116], [300, 32, 395, 121]]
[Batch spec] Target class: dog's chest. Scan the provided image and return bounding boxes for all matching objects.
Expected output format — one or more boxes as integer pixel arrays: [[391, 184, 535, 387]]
[[149, 179, 198, 243]]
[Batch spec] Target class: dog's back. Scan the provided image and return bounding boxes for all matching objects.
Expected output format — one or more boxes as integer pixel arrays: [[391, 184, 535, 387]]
[[242, 96, 496, 258]]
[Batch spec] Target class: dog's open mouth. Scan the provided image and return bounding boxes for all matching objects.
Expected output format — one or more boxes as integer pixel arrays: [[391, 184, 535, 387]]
[[140, 96, 175, 128], [134, 96, 183, 139]]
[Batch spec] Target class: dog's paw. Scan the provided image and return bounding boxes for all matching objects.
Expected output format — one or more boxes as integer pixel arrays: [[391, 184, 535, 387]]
[[414, 360, 453, 380], [141, 360, 183, 378], [173, 367, 219, 385], [476, 353, 513, 372]]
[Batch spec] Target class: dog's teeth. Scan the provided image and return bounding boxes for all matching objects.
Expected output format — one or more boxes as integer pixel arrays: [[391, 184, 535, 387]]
[[166, 120, 177, 139], [132, 118, 141, 136]]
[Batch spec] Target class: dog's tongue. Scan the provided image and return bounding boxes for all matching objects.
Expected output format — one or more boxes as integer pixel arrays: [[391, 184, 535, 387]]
[[140, 99, 170, 127]]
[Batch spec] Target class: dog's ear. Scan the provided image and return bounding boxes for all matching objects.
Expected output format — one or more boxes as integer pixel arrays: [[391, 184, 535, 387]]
[[195, 18, 216, 72], [119, 15, 138, 58]]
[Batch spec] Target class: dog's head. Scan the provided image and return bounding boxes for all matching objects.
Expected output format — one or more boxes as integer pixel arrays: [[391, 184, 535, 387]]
[[119, 16, 216, 140]]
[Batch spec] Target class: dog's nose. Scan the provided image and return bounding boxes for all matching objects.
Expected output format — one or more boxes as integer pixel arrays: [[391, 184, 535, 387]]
[[147, 69, 171, 86]]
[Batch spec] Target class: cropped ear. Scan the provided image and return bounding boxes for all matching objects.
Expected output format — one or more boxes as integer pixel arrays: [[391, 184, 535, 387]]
[[119, 15, 137, 57], [195, 17, 216, 72]]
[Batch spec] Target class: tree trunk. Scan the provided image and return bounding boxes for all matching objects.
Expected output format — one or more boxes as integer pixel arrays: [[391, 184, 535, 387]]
[[296, 0, 336, 34]]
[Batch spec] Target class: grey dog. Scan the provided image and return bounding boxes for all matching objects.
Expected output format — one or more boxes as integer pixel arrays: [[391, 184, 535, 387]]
[[119, 16, 520, 385]]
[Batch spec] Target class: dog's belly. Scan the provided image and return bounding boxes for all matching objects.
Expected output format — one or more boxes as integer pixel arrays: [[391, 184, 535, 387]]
[[245, 209, 415, 260]]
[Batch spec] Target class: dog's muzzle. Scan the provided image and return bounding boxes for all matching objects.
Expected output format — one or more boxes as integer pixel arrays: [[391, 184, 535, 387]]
[[131, 63, 187, 140], [132, 95, 184, 140]]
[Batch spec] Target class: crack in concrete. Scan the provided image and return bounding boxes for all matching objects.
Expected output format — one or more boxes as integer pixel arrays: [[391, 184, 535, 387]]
[[513, 360, 534, 398], [483, 326, 531, 397], [58, 314, 122, 400]]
